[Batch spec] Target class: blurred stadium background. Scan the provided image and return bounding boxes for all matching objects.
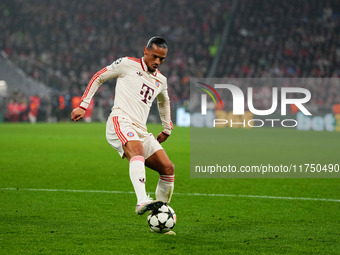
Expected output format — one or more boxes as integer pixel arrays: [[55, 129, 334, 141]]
[[1, 2, 340, 253], [1, 0, 340, 129]]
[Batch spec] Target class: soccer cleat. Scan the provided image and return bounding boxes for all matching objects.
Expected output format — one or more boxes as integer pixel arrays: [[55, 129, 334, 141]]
[[164, 230, 176, 235], [135, 200, 164, 215], [150, 228, 176, 235]]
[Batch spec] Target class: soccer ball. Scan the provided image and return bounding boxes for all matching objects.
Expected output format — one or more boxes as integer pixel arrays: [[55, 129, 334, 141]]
[[147, 205, 176, 233]]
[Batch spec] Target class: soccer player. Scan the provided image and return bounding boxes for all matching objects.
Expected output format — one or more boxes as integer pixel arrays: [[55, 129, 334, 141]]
[[71, 36, 175, 218]]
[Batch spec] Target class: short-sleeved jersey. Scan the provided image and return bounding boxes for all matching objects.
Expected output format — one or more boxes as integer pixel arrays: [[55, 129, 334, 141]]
[[80, 57, 173, 135]]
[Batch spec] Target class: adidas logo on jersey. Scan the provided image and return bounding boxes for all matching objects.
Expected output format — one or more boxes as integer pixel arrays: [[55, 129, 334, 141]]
[[136, 71, 143, 76]]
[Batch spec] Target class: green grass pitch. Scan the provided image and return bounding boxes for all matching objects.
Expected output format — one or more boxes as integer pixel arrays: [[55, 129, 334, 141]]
[[0, 123, 339, 254]]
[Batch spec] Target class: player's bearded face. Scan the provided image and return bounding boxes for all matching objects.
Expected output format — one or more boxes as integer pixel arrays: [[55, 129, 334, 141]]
[[143, 44, 167, 72]]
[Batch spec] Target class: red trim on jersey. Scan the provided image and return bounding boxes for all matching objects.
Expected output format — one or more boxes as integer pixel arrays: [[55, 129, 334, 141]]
[[127, 57, 141, 63], [81, 67, 107, 101], [130, 156, 145, 163], [112, 116, 128, 145], [79, 106, 87, 111], [140, 58, 146, 71], [169, 99, 173, 130], [159, 175, 175, 182], [140, 57, 158, 76]]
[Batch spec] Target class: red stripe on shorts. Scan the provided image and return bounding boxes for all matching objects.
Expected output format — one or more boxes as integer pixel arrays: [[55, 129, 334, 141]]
[[112, 116, 128, 145]]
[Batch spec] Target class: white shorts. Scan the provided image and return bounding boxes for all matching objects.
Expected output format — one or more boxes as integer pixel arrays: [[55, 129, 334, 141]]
[[106, 110, 163, 159]]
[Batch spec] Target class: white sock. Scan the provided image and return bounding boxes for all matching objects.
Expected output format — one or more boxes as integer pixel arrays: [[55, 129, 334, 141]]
[[129, 156, 148, 204], [156, 175, 174, 203]]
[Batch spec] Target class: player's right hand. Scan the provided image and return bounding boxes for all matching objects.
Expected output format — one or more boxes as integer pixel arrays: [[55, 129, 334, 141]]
[[71, 107, 86, 122]]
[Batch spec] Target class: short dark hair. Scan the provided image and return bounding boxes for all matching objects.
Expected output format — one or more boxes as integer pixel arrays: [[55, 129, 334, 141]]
[[146, 36, 168, 50]]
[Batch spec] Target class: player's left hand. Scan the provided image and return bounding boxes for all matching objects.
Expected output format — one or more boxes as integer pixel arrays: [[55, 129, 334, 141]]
[[157, 132, 169, 143]]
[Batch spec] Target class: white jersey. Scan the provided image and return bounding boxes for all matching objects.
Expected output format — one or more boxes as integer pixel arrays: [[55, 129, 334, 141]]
[[80, 57, 173, 135]]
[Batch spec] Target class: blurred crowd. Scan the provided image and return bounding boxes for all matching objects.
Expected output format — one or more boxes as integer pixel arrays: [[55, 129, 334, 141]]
[[4, 91, 103, 123], [218, 0, 340, 79], [215, 0, 340, 109], [1, 0, 230, 104], [4, 92, 48, 123], [1, 0, 339, 122]]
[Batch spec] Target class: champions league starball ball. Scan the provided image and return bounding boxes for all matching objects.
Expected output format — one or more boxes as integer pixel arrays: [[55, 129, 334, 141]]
[[147, 205, 176, 233]]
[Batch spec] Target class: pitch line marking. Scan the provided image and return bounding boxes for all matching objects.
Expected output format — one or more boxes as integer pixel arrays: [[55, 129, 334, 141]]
[[1, 187, 340, 203]]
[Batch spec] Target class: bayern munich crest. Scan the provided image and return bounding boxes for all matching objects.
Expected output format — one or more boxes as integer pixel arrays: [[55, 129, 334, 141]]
[[155, 80, 160, 87], [127, 132, 134, 137]]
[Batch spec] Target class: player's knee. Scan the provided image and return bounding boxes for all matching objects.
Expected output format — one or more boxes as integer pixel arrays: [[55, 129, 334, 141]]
[[164, 161, 175, 175]]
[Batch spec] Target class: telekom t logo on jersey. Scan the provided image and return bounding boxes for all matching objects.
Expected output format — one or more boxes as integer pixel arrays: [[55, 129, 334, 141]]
[[140, 84, 154, 104], [201, 84, 312, 116]]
